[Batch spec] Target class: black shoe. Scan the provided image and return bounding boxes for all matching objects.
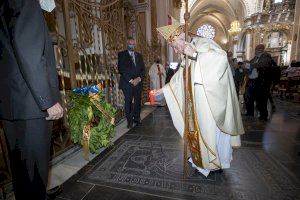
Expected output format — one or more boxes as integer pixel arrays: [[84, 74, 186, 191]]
[[47, 185, 63, 200], [210, 169, 223, 175], [127, 122, 133, 129], [259, 117, 268, 121], [126, 118, 133, 128], [242, 113, 254, 117]]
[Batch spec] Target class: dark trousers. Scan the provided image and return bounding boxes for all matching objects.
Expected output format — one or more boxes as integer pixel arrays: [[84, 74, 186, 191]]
[[122, 85, 142, 124], [235, 80, 241, 96], [257, 82, 271, 120], [268, 90, 274, 104], [245, 79, 257, 116], [2, 119, 52, 200]]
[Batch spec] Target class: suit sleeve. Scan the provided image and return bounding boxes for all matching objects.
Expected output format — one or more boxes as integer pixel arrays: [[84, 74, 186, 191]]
[[118, 52, 132, 82], [139, 54, 145, 79], [9, 0, 57, 110], [250, 61, 261, 69], [271, 57, 277, 67]]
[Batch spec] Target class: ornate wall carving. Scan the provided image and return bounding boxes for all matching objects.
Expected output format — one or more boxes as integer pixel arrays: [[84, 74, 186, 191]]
[[42, 0, 161, 158]]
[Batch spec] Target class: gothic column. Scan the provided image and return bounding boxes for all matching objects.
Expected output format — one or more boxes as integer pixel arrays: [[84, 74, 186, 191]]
[[134, 1, 149, 42], [245, 29, 252, 60], [233, 36, 238, 59], [145, 3, 152, 43], [291, 0, 300, 60], [251, 28, 261, 58], [150, 0, 157, 43], [156, 0, 169, 64]]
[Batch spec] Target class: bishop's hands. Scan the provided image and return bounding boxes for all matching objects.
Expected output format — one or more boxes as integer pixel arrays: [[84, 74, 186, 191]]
[[183, 43, 196, 58], [46, 102, 64, 120], [154, 89, 163, 96]]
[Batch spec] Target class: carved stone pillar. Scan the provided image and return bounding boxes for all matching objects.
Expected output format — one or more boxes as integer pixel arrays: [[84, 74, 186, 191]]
[[245, 29, 252, 60], [291, 0, 300, 60], [233, 36, 239, 59], [156, 0, 169, 64], [252, 28, 261, 58], [151, 0, 158, 43], [132, 0, 151, 42]]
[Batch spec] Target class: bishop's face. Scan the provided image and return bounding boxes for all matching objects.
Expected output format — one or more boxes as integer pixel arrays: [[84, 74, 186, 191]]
[[170, 33, 186, 54]]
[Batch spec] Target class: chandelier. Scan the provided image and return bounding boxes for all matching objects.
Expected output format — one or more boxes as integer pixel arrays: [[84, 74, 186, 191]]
[[228, 20, 242, 36]]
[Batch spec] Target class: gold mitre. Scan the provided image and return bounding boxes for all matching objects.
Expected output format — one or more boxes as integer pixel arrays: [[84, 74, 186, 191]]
[[156, 17, 184, 43]]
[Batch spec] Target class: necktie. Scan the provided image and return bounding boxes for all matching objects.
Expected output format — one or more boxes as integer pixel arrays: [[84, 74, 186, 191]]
[[255, 56, 260, 63], [130, 52, 136, 66]]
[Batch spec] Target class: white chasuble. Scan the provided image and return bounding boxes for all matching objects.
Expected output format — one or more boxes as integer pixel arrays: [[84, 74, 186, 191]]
[[162, 37, 244, 176]]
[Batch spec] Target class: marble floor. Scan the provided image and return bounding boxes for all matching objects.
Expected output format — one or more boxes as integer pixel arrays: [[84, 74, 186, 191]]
[[52, 99, 300, 200], [47, 106, 156, 190]]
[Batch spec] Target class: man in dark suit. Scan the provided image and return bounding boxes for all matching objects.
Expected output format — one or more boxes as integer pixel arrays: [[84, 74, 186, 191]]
[[0, 0, 64, 199], [118, 37, 145, 128], [249, 44, 275, 120]]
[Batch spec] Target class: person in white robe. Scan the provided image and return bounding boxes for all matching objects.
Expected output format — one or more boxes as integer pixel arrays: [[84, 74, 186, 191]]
[[149, 59, 166, 90], [155, 19, 245, 177]]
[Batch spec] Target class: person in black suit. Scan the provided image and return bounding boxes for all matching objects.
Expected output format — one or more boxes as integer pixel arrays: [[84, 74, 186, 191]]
[[0, 0, 64, 199], [249, 44, 275, 120], [118, 37, 145, 128]]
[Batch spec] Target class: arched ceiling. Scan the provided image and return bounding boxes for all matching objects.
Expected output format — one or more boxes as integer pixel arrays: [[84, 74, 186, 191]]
[[180, 0, 248, 47]]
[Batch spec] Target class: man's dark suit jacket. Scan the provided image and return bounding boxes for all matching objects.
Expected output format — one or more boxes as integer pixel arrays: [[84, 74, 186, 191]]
[[118, 50, 145, 89], [0, 0, 60, 120], [250, 52, 277, 85]]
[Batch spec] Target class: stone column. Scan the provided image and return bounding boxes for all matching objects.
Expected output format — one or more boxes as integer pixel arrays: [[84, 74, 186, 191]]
[[156, 0, 169, 64], [150, 0, 157, 43], [286, 41, 292, 64], [145, 6, 152, 43], [245, 30, 252, 60], [252, 29, 261, 58], [132, 1, 150, 42], [233, 36, 238, 59], [291, 0, 300, 60]]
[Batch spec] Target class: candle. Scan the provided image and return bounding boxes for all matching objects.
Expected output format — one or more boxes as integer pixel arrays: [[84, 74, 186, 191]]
[[149, 90, 155, 105]]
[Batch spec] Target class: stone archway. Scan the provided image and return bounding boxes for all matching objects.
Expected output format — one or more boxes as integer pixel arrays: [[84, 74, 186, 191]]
[[179, 0, 251, 23], [177, 0, 247, 50]]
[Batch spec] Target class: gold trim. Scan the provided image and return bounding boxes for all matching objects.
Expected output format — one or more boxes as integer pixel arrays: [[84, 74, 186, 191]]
[[168, 84, 184, 116], [211, 159, 222, 169], [193, 97, 217, 157], [190, 61, 217, 158], [168, 26, 184, 43], [185, 66, 203, 168]]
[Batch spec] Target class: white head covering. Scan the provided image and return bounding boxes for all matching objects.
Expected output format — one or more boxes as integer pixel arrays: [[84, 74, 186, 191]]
[[39, 0, 56, 12]]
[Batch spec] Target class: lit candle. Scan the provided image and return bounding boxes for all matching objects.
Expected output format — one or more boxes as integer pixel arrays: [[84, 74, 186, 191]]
[[149, 90, 155, 105]]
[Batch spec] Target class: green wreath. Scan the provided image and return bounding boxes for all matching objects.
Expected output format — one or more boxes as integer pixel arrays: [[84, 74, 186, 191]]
[[68, 90, 117, 153]]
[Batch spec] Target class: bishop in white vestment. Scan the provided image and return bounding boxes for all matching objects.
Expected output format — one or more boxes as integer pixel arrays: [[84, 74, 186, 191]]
[[156, 19, 245, 176]]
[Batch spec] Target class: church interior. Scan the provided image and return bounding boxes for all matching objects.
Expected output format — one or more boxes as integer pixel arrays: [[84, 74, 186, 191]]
[[0, 0, 300, 199]]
